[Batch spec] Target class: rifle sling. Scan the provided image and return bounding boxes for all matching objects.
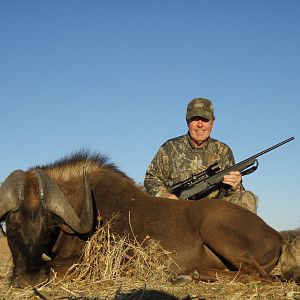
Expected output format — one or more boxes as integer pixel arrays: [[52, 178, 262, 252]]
[[240, 161, 258, 176]]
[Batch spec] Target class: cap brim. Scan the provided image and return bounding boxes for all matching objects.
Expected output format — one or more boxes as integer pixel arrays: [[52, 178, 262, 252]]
[[186, 111, 212, 121]]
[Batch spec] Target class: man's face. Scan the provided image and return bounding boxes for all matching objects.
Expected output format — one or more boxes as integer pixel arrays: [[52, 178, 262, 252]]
[[188, 116, 214, 147]]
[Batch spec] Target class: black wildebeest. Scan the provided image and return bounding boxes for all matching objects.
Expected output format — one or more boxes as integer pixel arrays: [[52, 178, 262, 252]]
[[0, 151, 300, 287]]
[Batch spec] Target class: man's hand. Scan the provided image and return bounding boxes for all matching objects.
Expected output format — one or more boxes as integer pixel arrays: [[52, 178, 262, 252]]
[[159, 192, 179, 200], [223, 171, 242, 191]]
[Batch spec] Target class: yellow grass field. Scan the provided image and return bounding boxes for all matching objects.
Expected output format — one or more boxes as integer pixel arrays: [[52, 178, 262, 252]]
[[1, 232, 300, 300]]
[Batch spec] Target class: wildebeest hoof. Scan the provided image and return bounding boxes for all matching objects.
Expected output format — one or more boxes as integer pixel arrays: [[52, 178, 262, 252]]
[[171, 274, 193, 285]]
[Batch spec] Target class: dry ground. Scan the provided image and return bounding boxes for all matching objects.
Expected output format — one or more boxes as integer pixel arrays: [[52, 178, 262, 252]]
[[1, 235, 300, 300]]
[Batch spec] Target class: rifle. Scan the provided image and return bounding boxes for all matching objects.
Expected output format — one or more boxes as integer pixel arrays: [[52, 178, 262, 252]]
[[170, 137, 295, 200]]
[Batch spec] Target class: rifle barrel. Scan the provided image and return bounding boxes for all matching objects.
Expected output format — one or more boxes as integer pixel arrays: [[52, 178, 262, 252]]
[[253, 137, 294, 159]]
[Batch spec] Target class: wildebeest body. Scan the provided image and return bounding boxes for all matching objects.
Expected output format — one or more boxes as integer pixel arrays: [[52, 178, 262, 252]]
[[0, 151, 299, 286], [88, 169, 283, 279]]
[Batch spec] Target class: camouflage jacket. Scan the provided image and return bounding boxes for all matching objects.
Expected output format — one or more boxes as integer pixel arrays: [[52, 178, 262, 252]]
[[144, 133, 238, 198]]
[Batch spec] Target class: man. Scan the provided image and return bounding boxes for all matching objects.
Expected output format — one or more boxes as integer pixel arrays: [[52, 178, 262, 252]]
[[144, 97, 258, 213]]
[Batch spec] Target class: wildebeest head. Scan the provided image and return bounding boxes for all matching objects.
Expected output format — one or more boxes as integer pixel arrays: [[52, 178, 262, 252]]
[[0, 168, 93, 287]]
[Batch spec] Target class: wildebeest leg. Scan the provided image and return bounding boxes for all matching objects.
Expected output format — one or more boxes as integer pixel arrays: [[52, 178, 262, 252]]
[[48, 233, 86, 277], [209, 250, 276, 282], [197, 242, 277, 283], [194, 268, 275, 284], [173, 267, 275, 285], [174, 242, 276, 284]]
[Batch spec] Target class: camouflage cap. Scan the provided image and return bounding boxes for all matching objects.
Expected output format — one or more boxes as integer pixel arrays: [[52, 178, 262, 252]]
[[186, 98, 214, 121]]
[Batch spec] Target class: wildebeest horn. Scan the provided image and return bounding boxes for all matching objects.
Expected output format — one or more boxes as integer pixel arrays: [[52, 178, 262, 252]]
[[33, 169, 93, 234], [0, 170, 25, 219]]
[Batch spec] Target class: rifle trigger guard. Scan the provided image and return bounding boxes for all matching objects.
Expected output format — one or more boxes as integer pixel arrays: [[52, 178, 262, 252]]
[[241, 160, 259, 176]]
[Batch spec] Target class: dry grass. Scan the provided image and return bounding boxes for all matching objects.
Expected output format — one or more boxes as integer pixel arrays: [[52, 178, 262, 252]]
[[2, 226, 300, 299], [68, 221, 176, 282]]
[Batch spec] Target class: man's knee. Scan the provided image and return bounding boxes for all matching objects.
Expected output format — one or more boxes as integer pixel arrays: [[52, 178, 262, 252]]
[[225, 190, 259, 214], [240, 191, 259, 214]]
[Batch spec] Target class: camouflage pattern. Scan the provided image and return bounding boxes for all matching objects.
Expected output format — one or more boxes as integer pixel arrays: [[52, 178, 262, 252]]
[[224, 190, 259, 213], [144, 134, 258, 213], [186, 98, 214, 121]]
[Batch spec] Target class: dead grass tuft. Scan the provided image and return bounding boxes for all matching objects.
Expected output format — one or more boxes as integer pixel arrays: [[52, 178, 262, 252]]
[[69, 220, 177, 282]]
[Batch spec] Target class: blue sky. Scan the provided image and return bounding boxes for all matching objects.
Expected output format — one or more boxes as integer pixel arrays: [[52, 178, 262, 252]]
[[1, 1, 299, 230]]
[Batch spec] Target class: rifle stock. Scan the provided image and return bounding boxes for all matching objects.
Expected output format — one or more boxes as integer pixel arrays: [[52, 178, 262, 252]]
[[172, 137, 294, 200]]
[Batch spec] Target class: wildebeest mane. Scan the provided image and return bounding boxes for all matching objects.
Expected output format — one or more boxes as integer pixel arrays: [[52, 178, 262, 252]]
[[29, 149, 132, 182]]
